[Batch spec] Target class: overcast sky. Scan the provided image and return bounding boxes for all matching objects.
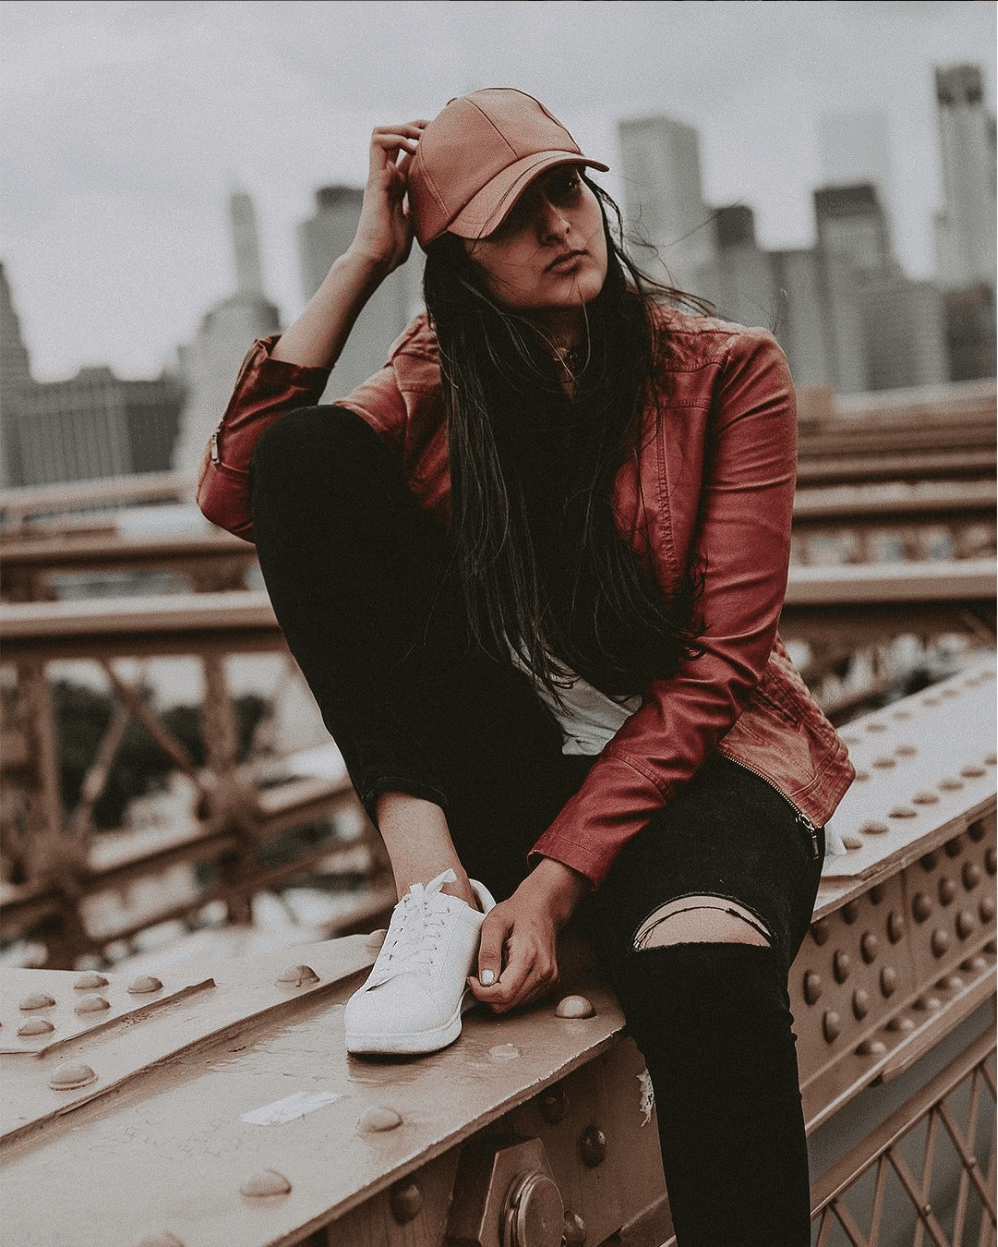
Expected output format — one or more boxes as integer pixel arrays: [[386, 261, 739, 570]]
[[2, 0, 995, 382]]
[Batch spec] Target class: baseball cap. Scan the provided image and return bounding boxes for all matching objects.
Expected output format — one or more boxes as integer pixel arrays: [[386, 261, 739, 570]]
[[408, 88, 610, 249]]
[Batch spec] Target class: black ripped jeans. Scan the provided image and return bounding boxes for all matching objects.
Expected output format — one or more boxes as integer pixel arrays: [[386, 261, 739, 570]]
[[250, 406, 824, 1246]]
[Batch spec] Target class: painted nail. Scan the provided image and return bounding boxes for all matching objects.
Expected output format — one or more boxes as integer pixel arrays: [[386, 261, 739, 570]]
[[480, 969, 495, 985]]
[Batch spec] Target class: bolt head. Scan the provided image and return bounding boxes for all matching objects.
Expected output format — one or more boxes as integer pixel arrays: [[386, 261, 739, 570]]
[[579, 1126, 607, 1167]]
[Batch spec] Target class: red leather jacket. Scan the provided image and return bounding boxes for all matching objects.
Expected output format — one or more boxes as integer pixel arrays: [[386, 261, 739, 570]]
[[198, 306, 854, 887]]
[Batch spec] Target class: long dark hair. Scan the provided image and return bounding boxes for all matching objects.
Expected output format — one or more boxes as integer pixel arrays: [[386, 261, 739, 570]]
[[423, 178, 706, 700]]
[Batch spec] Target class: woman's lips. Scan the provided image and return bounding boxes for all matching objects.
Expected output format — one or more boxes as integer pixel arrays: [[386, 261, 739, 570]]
[[546, 249, 587, 272]]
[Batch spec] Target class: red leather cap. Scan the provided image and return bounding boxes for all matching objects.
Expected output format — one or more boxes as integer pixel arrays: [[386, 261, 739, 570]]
[[409, 88, 609, 249]]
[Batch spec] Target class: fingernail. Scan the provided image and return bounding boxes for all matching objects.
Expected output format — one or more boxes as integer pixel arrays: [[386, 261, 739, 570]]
[[480, 969, 495, 986]]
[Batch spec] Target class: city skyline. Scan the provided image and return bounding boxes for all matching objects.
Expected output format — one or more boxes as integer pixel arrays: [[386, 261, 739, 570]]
[[2, 1, 995, 382]]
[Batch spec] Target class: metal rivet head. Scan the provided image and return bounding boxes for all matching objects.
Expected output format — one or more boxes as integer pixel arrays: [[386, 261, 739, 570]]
[[803, 972, 823, 1004], [128, 975, 163, 994], [963, 863, 982, 890], [869, 885, 885, 904], [555, 995, 595, 1019], [358, 1106, 403, 1133], [810, 920, 830, 946], [75, 994, 111, 1015], [931, 930, 950, 958], [890, 806, 917, 819], [945, 836, 964, 858], [887, 913, 905, 943], [239, 1169, 291, 1198], [956, 911, 974, 940], [854, 770, 871, 783], [49, 1061, 97, 1090], [18, 1017, 55, 1037], [912, 791, 940, 805], [866, 721, 888, 733], [19, 993, 55, 1011], [939, 974, 964, 991], [894, 744, 917, 757], [562, 1210, 588, 1247], [913, 894, 932, 923], [823, 1012, 841, 1043], [861, 933, 879, 963], [857, 1039, 886, 1056], [74, 972, 109, 990], [137, 1234, 186, 1247], [880, 968, 898, 997], [986, 754, 998, 767], [960, 766, 986, 779], [887, 1016, 915, 1032], [872, 756, 896, 769], [893, 709, 913, 721], [539, 1083, 569, 1125], [979, 896, 996, 922], [842, 901, 860, 924], [968, 820, 988, 841], [920, 851, 940, 871], [938, 879, 957, 906], [985, 848, 997, 876], [390, 1180, 423, 1225], [961, 955, 989, 973], [579, 1126, 607, 1167], [852, 989, 870, 1020], [861, 820, 890, 836], [938, 777, 964, 791], [986, 939, 997, 955], [914, 995, 941, 1011], [842, 835, 863, 851], [922, 696, 941, 706], [834, 951, 851, 983], [276, 964, 319, 988]]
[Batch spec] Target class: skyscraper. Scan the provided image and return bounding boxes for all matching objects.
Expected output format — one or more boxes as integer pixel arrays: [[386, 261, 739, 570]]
[[933, 63, 997, 294], [813, 184, 893, 276], [296, 186, 422, 400], [617, 114, 714, 295], [0, 262, 32, 488]]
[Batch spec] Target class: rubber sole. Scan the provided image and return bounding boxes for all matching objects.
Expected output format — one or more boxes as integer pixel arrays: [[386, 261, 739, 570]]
[[344, 990, 474, 1056]]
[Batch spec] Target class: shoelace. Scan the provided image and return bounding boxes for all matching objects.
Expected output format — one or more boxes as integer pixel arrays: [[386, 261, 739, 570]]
[[368, 869, 460, 985]]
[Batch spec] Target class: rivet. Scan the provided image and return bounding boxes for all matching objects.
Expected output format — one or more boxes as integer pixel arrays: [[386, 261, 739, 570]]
[[857, 1039, 886, 1056], [938, 777, 964, 791], [562, 1210, 588, 1247], [887, 913, 905, 943], [979, 896, 996, 922], [137, 1235, 186, 1247], [913, 894, 932, 922], [19, 993, 55, 1011], [276, 965, 319, 988], [861, 933, 879, 963], [939, 974, 964, 991], [861, 820, 890, 836], [365, 929, 387, 950], [880, 967, 898, 997], [390, 1180, 423, 1224], [842, 900, 860, 924], [872, 756, 896, 769], [914, 995, 941, 1011], [841, 735, 862, 745], [823, 1011, 841, 1042], [128, 975, 163, 994], [894, 744, 917, 757], [887, 1016, 915, 1032], [555, 995, 596, 1019], [920, 851, 940, 870], [49, 1061, 97, 1090], [810, 920, 830, 946], [968, 821, 987, 841], [986, 939, 997, 955], [938, 879, 957, 906], [985, 848, 997, 876], [941, 688, 959, 698], [803, 972, 823, 1004], [866, 722, 888, 733], [893, 709, 913, 720], [986, 754, 998, 766], [962, 862, 983, 891], [912, 791, 940, 805], [889, 806, 917, 819], [854, 770, 871, 782], [489, 1043, 520, 1060], [579, 1125, 607, 1167], [358, 1106, 403, 1132], [960, 766, 986, 779], [931, 930, 949, 958], [843, 835, 863, 851], [539, 1083, 569, 1125], [922, 696, 941, 706], [956, 911, 974, 940], [74, 972, 109, 990], [945, 836, 963, 858], [18, 1017, 55, 1037], [75, 994, 111, 1015], [869, 885, 885, 904], [961, 955, 989, 973], [239, 1169, 291, 1198], [852, 989, 870, 1019], [833, 951, 851, 983]]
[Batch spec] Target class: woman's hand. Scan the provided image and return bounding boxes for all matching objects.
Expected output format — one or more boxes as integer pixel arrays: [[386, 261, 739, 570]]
[[348, 122, 428, 278], [469, 858, 590, 1013]]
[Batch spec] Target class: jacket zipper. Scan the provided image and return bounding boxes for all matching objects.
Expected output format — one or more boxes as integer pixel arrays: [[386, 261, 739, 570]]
[[210, 429, 220, 464], [724, 756, 821, 859]]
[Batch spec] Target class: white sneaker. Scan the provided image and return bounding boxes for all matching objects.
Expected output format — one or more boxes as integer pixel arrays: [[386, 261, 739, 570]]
[[344, 869, 496, 1055]]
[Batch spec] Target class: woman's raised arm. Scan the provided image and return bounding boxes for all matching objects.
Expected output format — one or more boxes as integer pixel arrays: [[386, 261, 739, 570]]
[[271, 121, 427, 369]]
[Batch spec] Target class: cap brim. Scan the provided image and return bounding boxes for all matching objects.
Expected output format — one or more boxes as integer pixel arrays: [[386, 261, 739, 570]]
[[446, 151, 610, 241]]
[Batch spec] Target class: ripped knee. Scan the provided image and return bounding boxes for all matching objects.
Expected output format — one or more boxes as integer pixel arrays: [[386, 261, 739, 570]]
[[634, 896, 771, 950]]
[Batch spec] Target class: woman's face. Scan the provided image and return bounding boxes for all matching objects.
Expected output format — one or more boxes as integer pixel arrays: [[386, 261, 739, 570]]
[[462, 165, 608, 331]]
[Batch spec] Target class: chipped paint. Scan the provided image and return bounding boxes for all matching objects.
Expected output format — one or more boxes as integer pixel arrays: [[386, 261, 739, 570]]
[[240, 1090, 341, 1126]]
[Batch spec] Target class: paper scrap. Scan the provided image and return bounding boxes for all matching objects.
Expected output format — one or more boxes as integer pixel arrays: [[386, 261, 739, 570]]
[[241, 1090, 342, 1126]]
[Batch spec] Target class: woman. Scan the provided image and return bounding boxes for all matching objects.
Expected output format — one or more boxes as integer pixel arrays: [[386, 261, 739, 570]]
[[199, 88, 853, 1245]]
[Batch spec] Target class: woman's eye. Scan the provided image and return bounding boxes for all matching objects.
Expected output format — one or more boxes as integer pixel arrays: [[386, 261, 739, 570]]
[[550, 172, 581, 201]]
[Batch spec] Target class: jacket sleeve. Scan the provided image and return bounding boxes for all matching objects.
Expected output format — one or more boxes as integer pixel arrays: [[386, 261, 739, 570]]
[[196, 337, 332, 540], [530, 329, 797, 887]]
